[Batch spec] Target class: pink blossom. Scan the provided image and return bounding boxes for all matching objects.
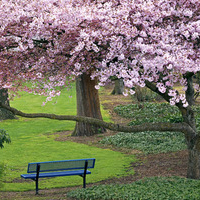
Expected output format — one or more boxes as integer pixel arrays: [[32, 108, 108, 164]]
[[183, 102, 189, 107], [170, 99, 176, 106], [123, 90, 128, 97], [129, 89, 135, 95], [95, 85, 100, 90]]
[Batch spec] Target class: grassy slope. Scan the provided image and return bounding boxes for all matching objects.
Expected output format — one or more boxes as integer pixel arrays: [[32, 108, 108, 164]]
[[0, 86, 135, 192]]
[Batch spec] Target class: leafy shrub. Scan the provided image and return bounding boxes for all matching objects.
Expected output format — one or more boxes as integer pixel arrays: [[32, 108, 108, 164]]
[[67, 176, 200, 200], [100, 131, 186, 154], [0, 129, 11, 148]]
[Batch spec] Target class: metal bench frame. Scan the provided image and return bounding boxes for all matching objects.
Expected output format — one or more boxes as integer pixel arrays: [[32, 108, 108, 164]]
[[21, 158, 95, 194]]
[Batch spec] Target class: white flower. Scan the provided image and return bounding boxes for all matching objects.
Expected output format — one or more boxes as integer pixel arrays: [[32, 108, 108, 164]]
[[95, 85, 100, 90], [118, 54, 125, 61]]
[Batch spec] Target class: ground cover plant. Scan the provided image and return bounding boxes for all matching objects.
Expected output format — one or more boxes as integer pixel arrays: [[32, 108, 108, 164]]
[[114, 103, 183, 125], [100, 102, 189, 154], [0, 87, 135, 192], [67, 176, 200, 200], [100, 131, 187, 154]]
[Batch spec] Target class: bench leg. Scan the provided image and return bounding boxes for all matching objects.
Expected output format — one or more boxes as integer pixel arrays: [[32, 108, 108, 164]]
[[83, 160, 88, 188], [36, 179, 39, 195], [83, 176, 86, 188], [35, 163, 40, 195]]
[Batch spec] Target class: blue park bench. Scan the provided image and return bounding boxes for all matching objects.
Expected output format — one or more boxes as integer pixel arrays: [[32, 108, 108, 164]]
[[21, 158, 96, 194]]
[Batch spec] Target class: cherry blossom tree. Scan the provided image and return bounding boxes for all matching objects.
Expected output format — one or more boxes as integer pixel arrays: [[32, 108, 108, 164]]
[[0, 0, 200, 179]]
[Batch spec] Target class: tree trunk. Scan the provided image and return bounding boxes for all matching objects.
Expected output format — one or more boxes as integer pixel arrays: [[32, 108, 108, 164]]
[[111, 79, 124, 95], [0, 89, 15, 120], [179, 74, 200, 179], [181, 108, 200, 179], [187, 137, 200, 179], [72, 73, 106, 136]]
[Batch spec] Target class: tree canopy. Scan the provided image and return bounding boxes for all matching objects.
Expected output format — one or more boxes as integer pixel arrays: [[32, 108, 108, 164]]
[[1, 0, 200, 179], [0, 0, 199, 105]]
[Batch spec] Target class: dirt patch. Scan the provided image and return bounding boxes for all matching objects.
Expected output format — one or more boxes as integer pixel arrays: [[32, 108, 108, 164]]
[[0, 84, 189, 200]]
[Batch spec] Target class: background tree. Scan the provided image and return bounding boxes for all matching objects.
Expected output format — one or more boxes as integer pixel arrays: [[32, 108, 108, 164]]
[[111, 78, 124, 95], [0, 0, 200, 179], [0, 89, 15, 120]]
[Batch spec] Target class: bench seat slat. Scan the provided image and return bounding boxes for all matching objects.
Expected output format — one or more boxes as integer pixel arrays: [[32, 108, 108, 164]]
[[27, 158, 95, 173], [21, 169, 91, 179]]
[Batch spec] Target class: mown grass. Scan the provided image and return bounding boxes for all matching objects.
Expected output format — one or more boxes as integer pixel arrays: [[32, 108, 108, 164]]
[[0, 86, 135, 192]]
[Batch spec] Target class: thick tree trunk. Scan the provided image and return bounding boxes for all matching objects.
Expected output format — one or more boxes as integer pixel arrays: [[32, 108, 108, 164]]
[[72, 73, 106, 136], [0, 89, 15, 120], [111, 79, 124, 95]]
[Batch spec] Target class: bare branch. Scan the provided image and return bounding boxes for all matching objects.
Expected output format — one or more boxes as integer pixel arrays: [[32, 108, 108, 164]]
[[0, 101, 195, 136]]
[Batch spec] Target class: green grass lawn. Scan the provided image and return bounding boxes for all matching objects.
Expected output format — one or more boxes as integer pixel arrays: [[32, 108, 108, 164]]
[[0, 86, 135, 192]]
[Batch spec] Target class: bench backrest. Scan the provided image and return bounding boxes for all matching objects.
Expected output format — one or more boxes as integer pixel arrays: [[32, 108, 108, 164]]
[[27, 158, 95, 173]]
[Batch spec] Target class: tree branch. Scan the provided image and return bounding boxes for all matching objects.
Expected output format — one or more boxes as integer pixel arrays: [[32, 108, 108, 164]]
[[184, 72, 195, 106], [145, 80, 173, 103], [145, 80, 197, 130], [0, 102, 195, 136]]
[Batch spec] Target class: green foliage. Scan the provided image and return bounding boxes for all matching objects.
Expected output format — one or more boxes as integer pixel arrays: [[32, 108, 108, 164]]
[[67, 176, 200, 200], [103, 103, 188, 154], [100, 131, 186, 154], [0, 129, 11, 149], [114, 102, 200, 130], [114, 102, 183, 125]]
